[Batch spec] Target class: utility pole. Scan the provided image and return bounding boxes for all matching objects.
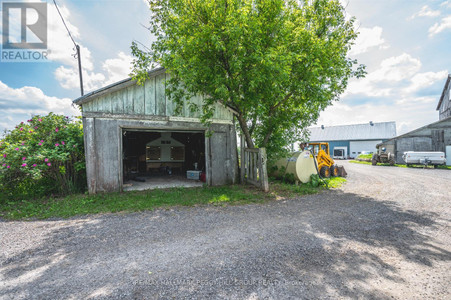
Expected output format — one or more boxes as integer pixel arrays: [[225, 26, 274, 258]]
[[76, 45, 84, 96]]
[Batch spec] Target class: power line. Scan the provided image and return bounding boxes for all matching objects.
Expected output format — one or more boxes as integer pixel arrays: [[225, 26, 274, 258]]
[[52, 0, 84, 96], [53, 0, 76, 47]]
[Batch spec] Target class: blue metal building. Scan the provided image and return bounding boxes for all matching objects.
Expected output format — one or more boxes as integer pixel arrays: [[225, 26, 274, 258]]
[[308, 121, 397, 159]]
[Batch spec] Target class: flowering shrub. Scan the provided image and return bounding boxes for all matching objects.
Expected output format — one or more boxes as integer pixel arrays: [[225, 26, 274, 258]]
[[0, 113, 86, 200]]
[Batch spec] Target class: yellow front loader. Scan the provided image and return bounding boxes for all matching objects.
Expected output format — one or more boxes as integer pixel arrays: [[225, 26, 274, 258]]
[[307, 142, 340, 178]]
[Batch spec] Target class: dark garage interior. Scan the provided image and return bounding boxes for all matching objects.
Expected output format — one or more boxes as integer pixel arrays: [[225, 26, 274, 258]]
[[122, 130, 206, 190]]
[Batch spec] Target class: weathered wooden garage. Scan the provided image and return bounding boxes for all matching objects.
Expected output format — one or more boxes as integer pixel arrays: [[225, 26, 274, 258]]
[[378, 116, 451, 164], [73, 67, 238, 193]]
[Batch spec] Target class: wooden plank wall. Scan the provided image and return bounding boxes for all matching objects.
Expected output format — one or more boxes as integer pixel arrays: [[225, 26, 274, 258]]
[[84, 119, 238, 193], [82, 72, 233, 121]]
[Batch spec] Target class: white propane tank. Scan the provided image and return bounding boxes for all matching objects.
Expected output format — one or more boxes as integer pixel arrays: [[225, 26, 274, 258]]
[[272, 150, 317, 183]]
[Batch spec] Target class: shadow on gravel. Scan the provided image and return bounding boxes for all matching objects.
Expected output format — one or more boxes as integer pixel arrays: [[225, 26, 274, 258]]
[[1, 190, 450, 299]]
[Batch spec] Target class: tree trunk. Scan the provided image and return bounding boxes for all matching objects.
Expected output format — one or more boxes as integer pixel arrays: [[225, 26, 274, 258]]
[[237, 114, 254, 148], [261, 130, 273, 148]]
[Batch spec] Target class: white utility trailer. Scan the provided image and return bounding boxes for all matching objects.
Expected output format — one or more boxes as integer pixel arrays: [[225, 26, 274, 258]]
[[402, 151, 446, 167]]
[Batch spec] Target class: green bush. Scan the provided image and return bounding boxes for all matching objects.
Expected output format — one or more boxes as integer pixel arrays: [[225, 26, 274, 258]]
[[0, 113, 86, 200], [282, 172, 296, 184], [310, 174, 319, 187]]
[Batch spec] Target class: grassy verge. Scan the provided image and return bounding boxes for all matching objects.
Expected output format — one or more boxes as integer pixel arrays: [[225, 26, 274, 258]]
[[356, 154, 373, 160], [0, 177, 346, 220], [349, 160, 451, 170]]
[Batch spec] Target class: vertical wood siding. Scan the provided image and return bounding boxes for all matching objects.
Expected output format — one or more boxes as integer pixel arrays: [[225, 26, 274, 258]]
[[82, 72, 233, 121]]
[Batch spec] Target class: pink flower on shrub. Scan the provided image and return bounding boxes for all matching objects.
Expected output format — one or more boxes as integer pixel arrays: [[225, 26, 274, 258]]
[[21, 142, 25, 145], [55, 128, 59, 132], [2, 163, 5, 166], [20, 122, 24, 124], [38, 143, 42, 146], [44, 158, 49, 162], [32, 164, 37, 167], [47, 163, 51, 166], [34, 126, 38, 129], [7, 166, 10, 169], [29, 130, 33, 133], [40, 140, 44, 143], [21, 163, 27, 167], [55, 143, 60, 147], [2, 154, 6, 158], [61, 141, 65, 145], [22, 157, 26, 161], [27, 119, 31, 122], [15, 148, 19, 151], [73, 145, 76, 148], [19, 127, 23, 131], [38, 118, 42, 122]]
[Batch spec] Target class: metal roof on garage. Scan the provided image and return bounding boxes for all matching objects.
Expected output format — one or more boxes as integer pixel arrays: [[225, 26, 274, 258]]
[[308, 121, 397, 141]]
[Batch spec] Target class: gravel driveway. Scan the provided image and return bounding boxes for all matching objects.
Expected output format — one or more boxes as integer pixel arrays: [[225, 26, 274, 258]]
[[1, 161, 450, 299]]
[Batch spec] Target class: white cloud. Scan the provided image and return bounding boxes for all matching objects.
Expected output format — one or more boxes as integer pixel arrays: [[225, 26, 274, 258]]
[[54, 66, 106, 92], [47, 1, 110, 92], [429, 15, 451, 36], [404, 70, 448, 93], [102, 52, 134, 85], [371, 53, 422, 82], [46, 1, 135, 95], [441, 1, 451, 9], [0, 81, 80, 131], [345, 53, 422, 97], [54, 52, 133, 93], [409, 5, 441, 19], [345, 54, 447, 98], [44, 2, 95, 71], [322, 54, 447, 135], [349, 26, 389, 56]]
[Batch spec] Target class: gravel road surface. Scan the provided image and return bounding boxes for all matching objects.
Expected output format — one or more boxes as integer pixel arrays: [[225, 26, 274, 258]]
[[1, 161, 450, 299]]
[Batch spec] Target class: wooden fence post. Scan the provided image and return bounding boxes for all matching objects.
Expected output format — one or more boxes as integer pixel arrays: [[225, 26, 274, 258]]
[[259, 148, 269, 192], [241, 144, 269, 192], [240, 134, 245, 183]]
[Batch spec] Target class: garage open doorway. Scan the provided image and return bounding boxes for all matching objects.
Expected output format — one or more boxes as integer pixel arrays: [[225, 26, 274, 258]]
[[122, 129, 206, 191]]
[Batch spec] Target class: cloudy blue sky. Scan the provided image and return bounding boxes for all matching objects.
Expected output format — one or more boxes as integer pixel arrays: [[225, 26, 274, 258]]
[[0, 0, 450, 135]]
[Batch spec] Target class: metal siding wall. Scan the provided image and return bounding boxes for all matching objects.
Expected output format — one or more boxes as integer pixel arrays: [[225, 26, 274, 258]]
[[349, 140, 381, 158], [446, 146, 451, 166], [327, 141, 350, 157], [439, 85, 450, 120]]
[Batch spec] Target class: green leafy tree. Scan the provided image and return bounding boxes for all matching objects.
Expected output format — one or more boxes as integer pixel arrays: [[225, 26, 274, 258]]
[[0, 113, 86, 200], [132, 0, 365, 157]]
